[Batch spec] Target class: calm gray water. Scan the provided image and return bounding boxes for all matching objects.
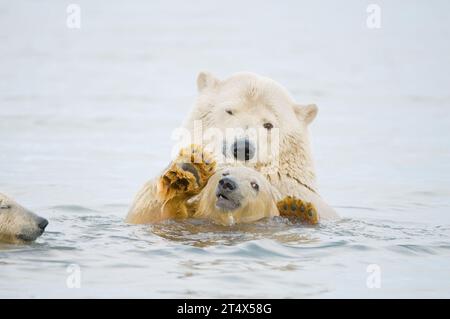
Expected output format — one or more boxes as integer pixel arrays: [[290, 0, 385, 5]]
[[1, 0, 449, 298]]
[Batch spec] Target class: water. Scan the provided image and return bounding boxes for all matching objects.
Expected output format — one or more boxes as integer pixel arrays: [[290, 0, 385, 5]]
[[1, 0, 450, 298]]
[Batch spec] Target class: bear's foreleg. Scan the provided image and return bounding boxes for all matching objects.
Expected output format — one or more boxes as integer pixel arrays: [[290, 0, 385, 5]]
[[158, 144, 216, 219]]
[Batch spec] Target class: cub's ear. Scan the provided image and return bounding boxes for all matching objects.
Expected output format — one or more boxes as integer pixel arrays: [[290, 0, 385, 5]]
[[197, 71, 219, 92], [293, 103, 318, 125]]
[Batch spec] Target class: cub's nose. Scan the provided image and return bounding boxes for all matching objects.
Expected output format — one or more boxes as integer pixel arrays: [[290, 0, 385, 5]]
[[232, 138, 255, 161], [37, 217, 49, 231], [218, 177, 237, 192]]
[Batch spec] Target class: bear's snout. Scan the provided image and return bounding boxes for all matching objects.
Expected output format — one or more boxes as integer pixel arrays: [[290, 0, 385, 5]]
[[16, 214, 49, 242], [230, 138, 255, 161], [215, 176, 241, 211], [218, 177, 237, 192]]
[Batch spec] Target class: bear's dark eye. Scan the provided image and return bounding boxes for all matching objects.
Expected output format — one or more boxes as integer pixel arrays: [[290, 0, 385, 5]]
[[226, 109, 233, 115], [263, 122, 273, 130], [250, 182, 259, 191]]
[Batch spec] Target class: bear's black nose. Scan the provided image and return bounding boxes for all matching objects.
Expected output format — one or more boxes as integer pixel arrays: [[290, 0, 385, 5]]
[[218, 177, 237, 192], [232, 138, 255, 161], [37, 217, 49, 230]]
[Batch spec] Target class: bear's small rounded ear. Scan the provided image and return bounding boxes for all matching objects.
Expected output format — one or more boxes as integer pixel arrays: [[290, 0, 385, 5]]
[[197, 71, 219, 92], [293, 103, 318, 125]]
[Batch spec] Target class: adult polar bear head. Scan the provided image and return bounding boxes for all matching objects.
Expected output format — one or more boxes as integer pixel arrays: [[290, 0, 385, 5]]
[[181, 71, 318, 189], [0, 193, 48, 244]]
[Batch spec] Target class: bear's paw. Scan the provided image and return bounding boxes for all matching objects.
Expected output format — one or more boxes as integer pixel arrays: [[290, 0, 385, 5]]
[[277, 196, 319, 225], [158, 144, 216, 201]]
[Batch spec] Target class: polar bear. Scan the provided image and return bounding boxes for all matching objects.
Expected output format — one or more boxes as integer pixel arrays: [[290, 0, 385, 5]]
[[127, 145, 318, 225], [126, 72, 337, 223], [0, 193, 49, 244]]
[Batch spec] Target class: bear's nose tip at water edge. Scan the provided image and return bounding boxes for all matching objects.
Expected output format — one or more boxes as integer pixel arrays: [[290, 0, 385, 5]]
[[37, 217, 49, 231]]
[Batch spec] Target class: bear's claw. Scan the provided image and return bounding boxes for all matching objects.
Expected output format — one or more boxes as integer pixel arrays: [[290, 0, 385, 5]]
[[158, 144, 216, 201], [277, 196, 319, 225]]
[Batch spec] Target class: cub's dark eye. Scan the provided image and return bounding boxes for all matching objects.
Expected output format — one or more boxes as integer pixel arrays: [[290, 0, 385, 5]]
[[250, 182, 259, 191], [226, 109, 233, 115], [263, 122, 273, 130]]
